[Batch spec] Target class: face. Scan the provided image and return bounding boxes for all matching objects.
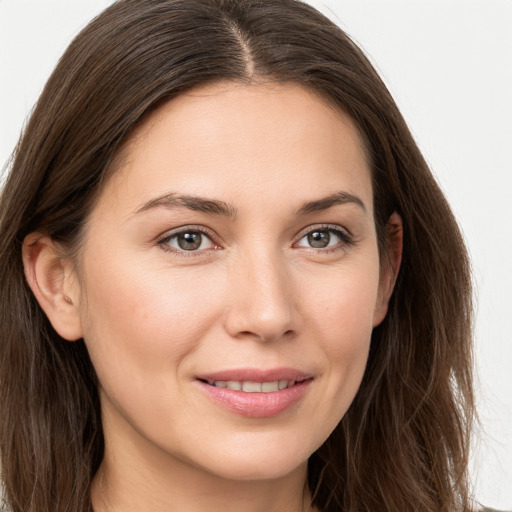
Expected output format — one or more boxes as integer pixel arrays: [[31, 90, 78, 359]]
[[73, 82, 392, 481]]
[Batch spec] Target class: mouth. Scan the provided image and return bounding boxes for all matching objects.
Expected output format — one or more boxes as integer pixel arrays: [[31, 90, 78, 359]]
[[198, 377, 309, 393], [195, 369, 313, 418]]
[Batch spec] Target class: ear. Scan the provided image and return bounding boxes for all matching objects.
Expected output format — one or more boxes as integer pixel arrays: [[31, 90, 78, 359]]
[[373, 212, 403, 327], [22, 233, 83, 341]]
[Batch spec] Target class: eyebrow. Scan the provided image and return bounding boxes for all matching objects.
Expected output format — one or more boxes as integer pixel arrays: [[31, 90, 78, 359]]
[[296, 191, 367, 216], [134, 193, 238, 217], [134, 190, 366, 218]]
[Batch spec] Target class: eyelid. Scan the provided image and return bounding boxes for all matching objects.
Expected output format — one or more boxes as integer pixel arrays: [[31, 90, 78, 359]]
[[157, 225, 222, 256], [293, 224, 354, 250], [156, 223, 354, 256]]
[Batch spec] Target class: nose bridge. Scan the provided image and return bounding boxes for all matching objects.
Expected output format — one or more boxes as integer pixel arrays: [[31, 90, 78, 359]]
[[224, 244, 296, 342]]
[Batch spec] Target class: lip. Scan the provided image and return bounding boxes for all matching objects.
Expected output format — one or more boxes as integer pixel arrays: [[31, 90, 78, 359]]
[[195, 367, 314, 418], [196, 367, 312, 383]]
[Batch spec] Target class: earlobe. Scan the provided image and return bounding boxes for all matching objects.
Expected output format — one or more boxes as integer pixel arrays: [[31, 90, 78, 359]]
[[373, 212, 403, 326], [22, 233, 83, 341]]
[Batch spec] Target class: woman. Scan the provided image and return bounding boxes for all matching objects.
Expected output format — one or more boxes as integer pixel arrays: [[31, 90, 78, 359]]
[[0, 0, 478, 511]]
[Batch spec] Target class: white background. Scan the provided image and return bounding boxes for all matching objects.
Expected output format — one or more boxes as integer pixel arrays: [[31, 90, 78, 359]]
[[1, 0, 511, 508]]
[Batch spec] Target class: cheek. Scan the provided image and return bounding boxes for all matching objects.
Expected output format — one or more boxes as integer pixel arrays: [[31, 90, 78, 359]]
[[78, 252, 223, 389], [303, 257, 380, 345], [298, 256, 380, 415]]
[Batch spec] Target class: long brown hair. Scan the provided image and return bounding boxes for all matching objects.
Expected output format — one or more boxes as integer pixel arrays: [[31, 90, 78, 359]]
[[0, 1, 474, 511]]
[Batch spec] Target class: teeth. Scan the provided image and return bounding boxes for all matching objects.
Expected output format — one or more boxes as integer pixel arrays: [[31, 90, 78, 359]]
[[261, 381, 279, 392], [242, 382, 262, 392], [210, 380, 298, 392]]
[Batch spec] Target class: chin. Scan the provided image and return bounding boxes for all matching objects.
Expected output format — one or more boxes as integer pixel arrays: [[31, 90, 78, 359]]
[[186, 434, 315, 482], [206, 458, 307, 482]]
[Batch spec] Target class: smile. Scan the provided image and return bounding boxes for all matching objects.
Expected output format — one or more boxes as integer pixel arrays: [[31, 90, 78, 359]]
[[203, 379, 303, 392], [196, 369, 313, 418]]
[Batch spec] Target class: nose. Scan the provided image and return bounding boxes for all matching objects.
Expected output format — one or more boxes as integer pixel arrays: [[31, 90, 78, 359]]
[[223, 249, 298, 343]]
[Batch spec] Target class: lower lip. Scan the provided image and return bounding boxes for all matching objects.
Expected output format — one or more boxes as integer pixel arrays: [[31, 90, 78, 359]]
[[196, 380, 312, 418]]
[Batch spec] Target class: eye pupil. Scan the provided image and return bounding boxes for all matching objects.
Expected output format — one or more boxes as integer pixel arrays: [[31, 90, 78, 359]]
[[178, 232, 202, 250], [308, 230, 330, 248]]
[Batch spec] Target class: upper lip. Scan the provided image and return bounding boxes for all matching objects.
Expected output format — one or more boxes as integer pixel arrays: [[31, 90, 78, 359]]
[[195, 367, 313, 383]]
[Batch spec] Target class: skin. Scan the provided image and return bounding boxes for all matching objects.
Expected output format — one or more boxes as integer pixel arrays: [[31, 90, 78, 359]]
[[24, 82, 401, 512]]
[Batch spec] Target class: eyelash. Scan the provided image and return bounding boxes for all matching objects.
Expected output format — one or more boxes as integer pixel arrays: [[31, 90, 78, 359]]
[[293, 224, 355, 253], [157, 226, 221, 257], [157, 224, 355, 257]]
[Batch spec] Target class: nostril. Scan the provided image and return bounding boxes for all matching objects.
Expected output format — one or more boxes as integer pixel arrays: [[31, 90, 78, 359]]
[[233, 329, 295, 343]]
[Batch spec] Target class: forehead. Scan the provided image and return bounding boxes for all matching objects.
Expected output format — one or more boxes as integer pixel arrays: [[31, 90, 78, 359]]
[[95, 81, 373, 218]]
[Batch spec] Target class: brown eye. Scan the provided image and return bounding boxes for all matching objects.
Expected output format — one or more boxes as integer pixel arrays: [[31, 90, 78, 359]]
[[178, 232, 203, 250], [295, 226, 352, 251], [163, 230, 214, 252], [307, 230, 330, 248]]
